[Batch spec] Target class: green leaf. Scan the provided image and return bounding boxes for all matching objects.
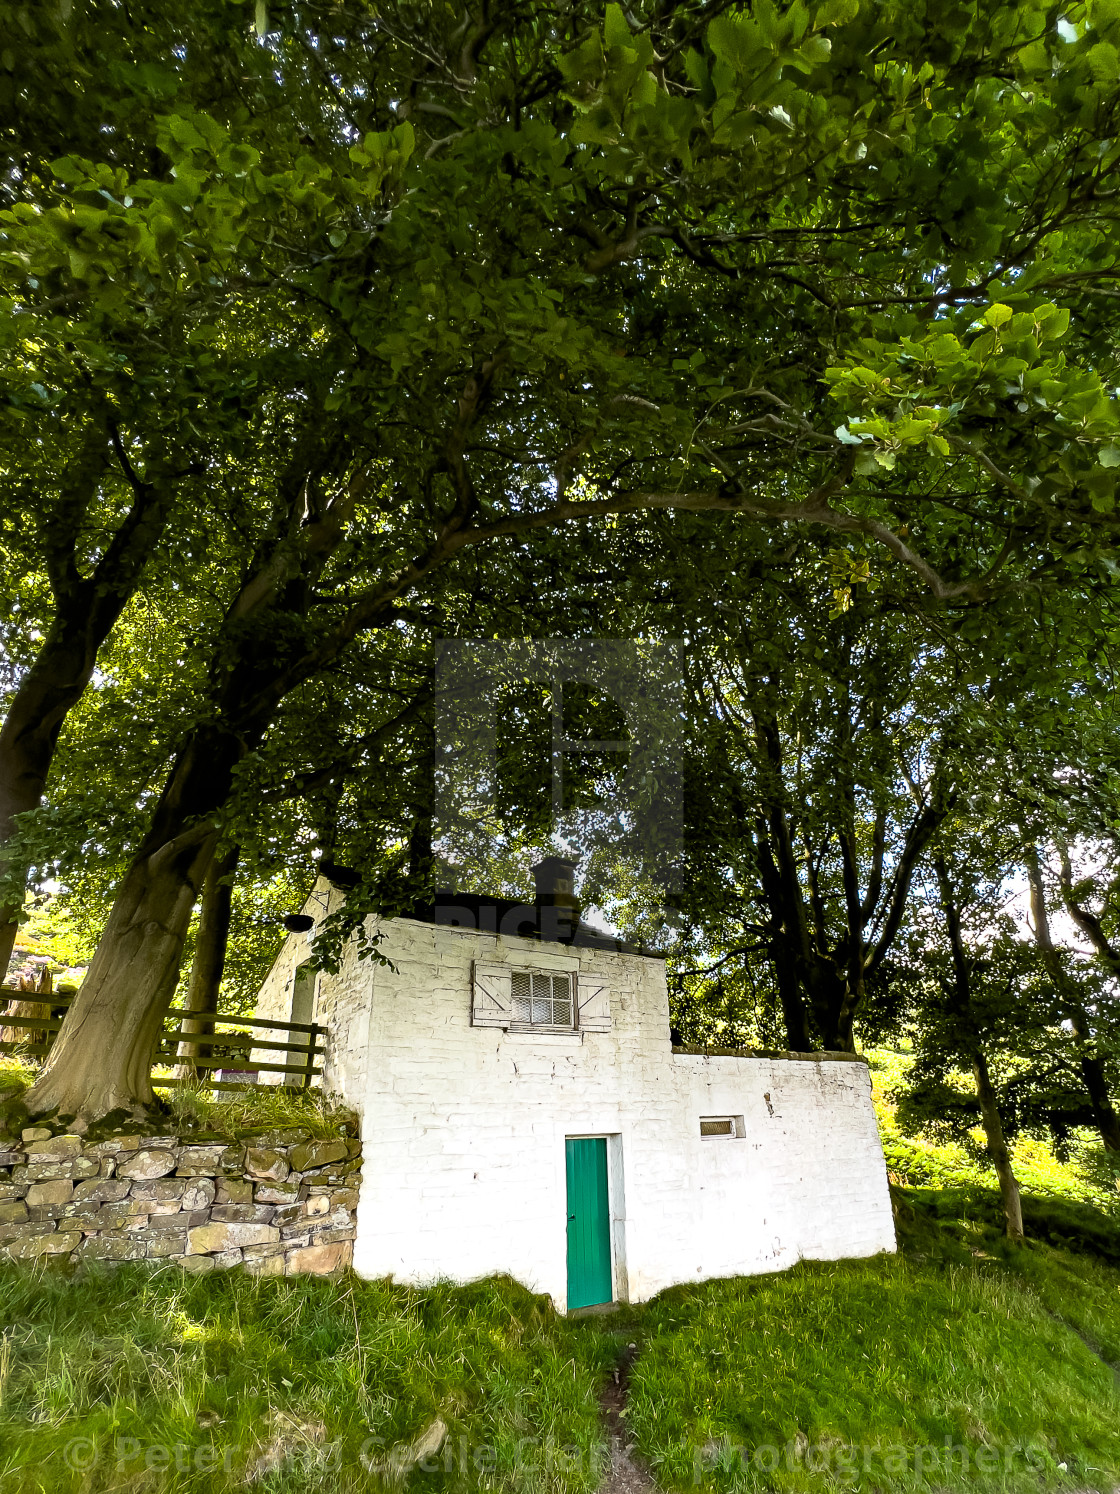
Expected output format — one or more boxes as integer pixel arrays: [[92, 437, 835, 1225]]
[[603, 4, 632, 49], [983, 303, 1013, 328]]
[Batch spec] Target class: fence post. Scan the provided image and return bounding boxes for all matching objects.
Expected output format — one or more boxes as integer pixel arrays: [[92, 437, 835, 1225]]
[[302, 1023, 320, 1090]]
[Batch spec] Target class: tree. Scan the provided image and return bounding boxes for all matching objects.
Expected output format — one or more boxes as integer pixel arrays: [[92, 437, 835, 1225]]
[[174, 843, 239, 1077], [668, 568, 959, 1051], [1025, 843, 1120, 1154], [0, 0, 359, 978], [929, 854, 1024, 1240], [10, 0, 1120, 1116]]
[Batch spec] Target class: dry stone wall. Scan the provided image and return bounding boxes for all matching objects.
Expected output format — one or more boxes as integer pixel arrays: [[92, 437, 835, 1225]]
[[0, 1126, 361, 1274]]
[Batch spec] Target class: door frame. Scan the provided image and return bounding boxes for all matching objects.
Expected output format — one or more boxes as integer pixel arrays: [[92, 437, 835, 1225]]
[[563, 1132, 627, 1310]]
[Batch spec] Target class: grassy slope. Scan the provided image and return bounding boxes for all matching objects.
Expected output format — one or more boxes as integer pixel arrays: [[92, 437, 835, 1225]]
[[0, 1269, 614, 1494], [2, 1049, 1119, 1494]]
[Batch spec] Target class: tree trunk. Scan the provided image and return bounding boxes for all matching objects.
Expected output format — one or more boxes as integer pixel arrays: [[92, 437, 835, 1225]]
[[0, 629, 112, 979], [25, 824, 217, 1118], [0, 445, 175, 979], [23, 712, 252, 1118], [972, 1048, 1024, 1240], [1025, 844, 1120, 1154], [935, 854, 1024, 1240], [175, 843, 239, 1079]]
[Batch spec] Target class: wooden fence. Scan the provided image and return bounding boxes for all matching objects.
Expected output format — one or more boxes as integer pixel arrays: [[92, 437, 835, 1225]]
[[0, 994, 324, 1091]]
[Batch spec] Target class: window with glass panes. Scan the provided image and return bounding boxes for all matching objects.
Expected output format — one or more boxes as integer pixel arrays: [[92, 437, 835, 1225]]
[[510, 970, 574, 1029]]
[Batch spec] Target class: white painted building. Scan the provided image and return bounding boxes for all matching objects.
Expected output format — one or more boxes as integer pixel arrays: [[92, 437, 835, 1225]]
[[254, 863, 895, 1310]]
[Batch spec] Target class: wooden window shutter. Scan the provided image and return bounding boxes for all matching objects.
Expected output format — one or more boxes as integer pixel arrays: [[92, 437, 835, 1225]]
[[471, 963, 513, 1028], [576, 976, 610, 1032]]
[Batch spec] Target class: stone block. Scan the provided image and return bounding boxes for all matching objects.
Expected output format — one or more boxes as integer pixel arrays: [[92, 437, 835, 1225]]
[[26, 1180, 74, 1207], [84, 1134, 140, 1153], [241, 1241, 284, 1259], [129, 1178, 186, 1203], [79, 1234, 148, 1262], [117, 1149, 177, 1181], [216, 1179, 253, 1205], [136, 1135, 177, 1147], [244, 1252, 285, 1276], [24, 1136, 82, 1162], [210, 1204, 274, 1224], [314, 1226, 356, 1244], [285, 1241, 352, 1275], [0, 1222, 51, 1246], [0, 1199, 29, 1225], [9, 1230, 81, 1259], [14, 1157, 98, 1183], [243, 1127, 309, 1148], [142, 1213, 201, 1234], [147, 1233, 189, 1258], [302, 1195, 329, 1217], [0, 1152, 23, 1168], [72, 1179, 131, 1204], [28, 1203, 75, 1224], [182, 1177, 217, 1211], [289, 1139, 346, 1173], [21, 1127, 51, 1143], [58, 1198, 101, 1222], [187, 1221, 280, 1253], [177, 1254, 215, 1273], [0, 1185, 20, 1202], [211, 1248, 243, 1269], [329, 1188, 359, 1212], [94, 1199, 150, 1226], [245, 1148, 289, 1182], [254, 1182, 299, 1205], [175, 1160, 226, 1179]]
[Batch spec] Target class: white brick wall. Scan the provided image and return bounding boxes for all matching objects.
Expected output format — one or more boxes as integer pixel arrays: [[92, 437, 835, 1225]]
[[254, 887, 896, 1309]]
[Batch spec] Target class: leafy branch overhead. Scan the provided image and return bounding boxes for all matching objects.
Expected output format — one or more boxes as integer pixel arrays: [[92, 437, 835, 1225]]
[[4, 0, 1120, 1118]]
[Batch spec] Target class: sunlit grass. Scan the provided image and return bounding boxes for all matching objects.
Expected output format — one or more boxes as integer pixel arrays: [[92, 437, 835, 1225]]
[[868, 1047, 1118, 1213], [0, 1267, 613, 1494], [625, 1249, 1120, 1494]]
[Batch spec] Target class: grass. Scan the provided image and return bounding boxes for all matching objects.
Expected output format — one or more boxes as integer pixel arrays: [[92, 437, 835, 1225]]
[[624, 1245, 1120, 1494], [158, 1080, 358, 1143], [0, 1060, 357, 1144], [0, 1267, 615, 1494]]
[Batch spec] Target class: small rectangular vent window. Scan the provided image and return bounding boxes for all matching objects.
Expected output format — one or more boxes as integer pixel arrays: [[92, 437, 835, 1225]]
[[511, 970, 574, 1029], [700, 1115, 744, 1138]]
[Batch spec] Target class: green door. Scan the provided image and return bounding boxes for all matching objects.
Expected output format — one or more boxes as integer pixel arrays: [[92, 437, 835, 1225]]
[[566, 1137, 613, 1310]]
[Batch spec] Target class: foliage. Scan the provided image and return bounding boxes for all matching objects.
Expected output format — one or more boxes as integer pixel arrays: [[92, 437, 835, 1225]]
[[870, 1047, 1119, 1213], [6, 0, 1120, 1113]]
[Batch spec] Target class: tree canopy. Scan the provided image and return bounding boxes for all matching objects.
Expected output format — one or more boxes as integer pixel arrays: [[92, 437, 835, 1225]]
[[3, 0, 1120, 1142]]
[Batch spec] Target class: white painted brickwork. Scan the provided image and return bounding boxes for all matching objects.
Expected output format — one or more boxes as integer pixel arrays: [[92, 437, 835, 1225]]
[[254, 881, 896, 1310]]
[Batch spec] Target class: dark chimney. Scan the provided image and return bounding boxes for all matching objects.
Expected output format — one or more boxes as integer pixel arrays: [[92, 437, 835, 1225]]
[[531, 857, 580, 941]]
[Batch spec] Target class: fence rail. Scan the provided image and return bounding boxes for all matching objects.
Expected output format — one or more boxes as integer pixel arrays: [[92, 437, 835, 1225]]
[[0, 996, 324, 1091]]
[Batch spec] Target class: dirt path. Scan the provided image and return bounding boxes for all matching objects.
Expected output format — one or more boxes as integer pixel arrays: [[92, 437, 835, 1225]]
[[599, 1341, 659, 1494]]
